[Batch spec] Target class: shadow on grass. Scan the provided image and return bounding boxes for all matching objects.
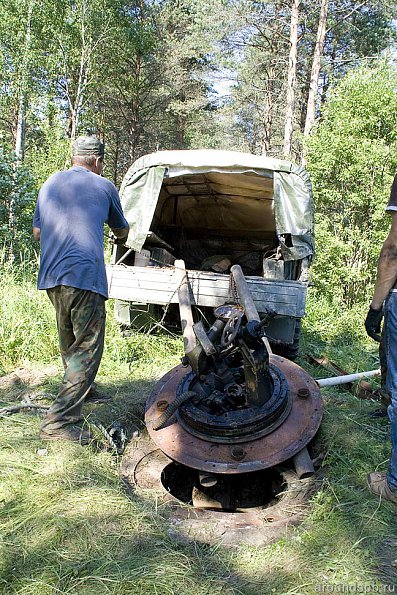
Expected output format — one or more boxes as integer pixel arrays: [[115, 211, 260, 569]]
[[0, 370, 301, 595], [1, 339, 397, 593]]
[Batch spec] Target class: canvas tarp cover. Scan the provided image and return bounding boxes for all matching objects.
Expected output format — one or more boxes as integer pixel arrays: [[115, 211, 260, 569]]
[[119, 150, 314, 260]]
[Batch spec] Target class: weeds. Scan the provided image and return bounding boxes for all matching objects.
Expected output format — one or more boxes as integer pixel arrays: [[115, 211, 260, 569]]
[[1, 272, 397, 594]]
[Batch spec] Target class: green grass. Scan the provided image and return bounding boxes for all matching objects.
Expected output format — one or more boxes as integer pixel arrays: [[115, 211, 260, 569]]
[[1, 271, 397, 594]]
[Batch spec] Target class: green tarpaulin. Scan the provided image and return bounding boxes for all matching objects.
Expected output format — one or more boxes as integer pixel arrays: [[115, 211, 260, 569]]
[[119, 150, 314, 261]]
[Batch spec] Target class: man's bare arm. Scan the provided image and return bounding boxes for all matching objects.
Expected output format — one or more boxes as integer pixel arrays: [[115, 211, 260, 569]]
[[371, 212, 397, 309], [111, 224, 129, 240], [33, 226, 40, 241]]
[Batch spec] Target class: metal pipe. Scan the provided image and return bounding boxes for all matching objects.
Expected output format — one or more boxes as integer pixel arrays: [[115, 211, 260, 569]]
[[175, 259, 196, 354], [230, 264, 273, 407], [316, 369, 380, 388], [199, 473, 218, 488], [292, 446, 315, 479], [230, 264, 272, 354], [230, 264, 260, 322], [115, 248, 133, 265]]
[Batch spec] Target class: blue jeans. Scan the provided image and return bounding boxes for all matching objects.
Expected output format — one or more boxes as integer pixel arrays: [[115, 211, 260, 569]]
[[385, 291, 397, 490]]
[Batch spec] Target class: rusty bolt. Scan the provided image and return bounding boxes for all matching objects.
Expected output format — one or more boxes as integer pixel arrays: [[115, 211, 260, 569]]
[[230, 446, 246, 461], [156, 400, 169, 412], [297, 388, 310, 399]]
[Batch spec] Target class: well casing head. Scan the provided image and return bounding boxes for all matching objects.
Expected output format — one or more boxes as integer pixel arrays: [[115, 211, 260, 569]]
[[145, 354, 323, 474]]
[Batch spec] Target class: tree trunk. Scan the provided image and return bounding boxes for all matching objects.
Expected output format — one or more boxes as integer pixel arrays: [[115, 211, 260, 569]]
[[14, 95, 27, 163], [260, 0, 284, 156], [262, 68, 273, 156], [9, 0, 34, 263], [283, 0, 300, 159], [112, 133, 119, 186], [63, 0, 91, 140], [14, 0, 34, 162], [303, 0, 329, 138]]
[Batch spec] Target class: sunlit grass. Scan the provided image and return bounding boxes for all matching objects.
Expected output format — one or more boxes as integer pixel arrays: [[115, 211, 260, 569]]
[[1, 268, 397, 594]]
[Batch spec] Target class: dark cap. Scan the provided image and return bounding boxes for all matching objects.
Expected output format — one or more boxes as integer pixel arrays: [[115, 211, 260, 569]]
[[72, 136, 105, 157]]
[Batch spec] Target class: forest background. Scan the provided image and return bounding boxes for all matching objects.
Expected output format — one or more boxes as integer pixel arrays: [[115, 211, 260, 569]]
[[2, 2, 397, 593], [1, 0, 397, 312]]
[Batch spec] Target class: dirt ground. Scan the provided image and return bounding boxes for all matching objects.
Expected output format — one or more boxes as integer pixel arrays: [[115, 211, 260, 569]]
[[0, 364, 146, 435], [0, 365, 59, 395]]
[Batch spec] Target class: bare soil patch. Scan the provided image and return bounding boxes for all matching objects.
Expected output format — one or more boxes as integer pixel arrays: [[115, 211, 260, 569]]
[[0, 365, 59, 400]]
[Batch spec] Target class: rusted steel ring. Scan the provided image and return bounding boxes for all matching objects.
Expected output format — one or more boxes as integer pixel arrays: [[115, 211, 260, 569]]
[[176, 364, 290, 443]]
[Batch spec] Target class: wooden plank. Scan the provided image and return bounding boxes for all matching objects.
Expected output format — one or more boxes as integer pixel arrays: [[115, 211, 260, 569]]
[[107, 265, 304, 297], [106, 265, 307, 317], [107, 266, 306, 312], [108, 268, 303, 295]]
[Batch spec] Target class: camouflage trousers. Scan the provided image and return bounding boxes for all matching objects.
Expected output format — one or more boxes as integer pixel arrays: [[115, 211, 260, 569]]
[[41, 286, 106, 432]]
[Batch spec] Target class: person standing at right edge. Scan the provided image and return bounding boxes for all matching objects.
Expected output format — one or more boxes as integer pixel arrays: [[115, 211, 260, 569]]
[[366, 173, 397, 502]]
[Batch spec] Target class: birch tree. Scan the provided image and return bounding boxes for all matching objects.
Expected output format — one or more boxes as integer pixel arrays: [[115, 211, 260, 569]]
[[283, 0, 300, 158], [14, 0, 35, 161], [56, 0, 115, 140]]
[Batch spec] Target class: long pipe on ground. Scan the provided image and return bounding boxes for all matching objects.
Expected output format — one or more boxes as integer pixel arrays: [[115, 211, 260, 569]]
[[316, 369, 380, 388]]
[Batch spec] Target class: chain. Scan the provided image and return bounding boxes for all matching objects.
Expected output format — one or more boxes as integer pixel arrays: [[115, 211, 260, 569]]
[[228, 273, 239, 304]]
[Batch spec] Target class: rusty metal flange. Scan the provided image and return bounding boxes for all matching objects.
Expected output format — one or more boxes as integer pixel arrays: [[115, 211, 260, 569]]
[[176, 363, 291, 443], [145, 354, 323, 474]]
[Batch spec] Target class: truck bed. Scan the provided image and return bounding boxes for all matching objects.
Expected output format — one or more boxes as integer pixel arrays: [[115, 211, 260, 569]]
[[106, 265, 307, 318]]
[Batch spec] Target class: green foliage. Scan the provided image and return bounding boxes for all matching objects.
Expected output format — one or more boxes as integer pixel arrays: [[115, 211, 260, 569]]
[[0, 265, 57, 374], [0, 148, 38, 262], [307, 61, 397, 307], [25, 114, 71, 184], [302, 290, 378, 374]]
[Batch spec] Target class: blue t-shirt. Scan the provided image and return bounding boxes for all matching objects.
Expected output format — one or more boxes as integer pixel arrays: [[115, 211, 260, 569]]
[[33, 166, 128, 298]]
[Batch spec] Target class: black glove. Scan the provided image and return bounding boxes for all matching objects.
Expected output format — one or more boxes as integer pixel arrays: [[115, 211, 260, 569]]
[[365, 306, 383, 342]]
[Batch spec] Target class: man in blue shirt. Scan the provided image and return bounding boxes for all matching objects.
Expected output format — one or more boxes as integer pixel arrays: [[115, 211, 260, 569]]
[[33, 136, 129, 444]]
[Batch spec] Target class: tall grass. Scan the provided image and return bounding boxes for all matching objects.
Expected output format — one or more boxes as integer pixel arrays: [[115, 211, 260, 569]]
[[1, 265, 397, 594], [0, 263, 184, 379], [0, 264, 58, 374], [301, 289, 379, 375]]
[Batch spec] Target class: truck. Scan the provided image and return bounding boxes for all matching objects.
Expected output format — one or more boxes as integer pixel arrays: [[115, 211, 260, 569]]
[[106, 149, 314, 359]]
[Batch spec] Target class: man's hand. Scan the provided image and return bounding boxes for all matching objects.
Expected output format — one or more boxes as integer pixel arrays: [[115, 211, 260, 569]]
[[108, 231, 126, 245], [109, 225, 129, 245], [365, 306, 383, 342]]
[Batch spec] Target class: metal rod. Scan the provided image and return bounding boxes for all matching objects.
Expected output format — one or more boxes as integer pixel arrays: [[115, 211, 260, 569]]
[[230, 264, 260, 322], [175, 259, 196, 354], [292, 446, 315, 479], [230, 264, 272, 354], [316, 369, 381, 388], [115, 248, 133, 266]]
